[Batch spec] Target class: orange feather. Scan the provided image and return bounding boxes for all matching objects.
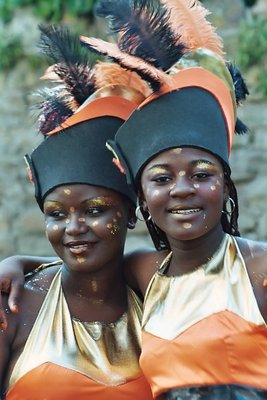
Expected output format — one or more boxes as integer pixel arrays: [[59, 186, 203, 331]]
[[94, 62, 151, 97], [161, 0, 224, 58], [80, 36, 170, 87]]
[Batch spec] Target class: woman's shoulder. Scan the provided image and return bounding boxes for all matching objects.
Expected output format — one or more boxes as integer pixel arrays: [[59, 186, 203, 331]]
[[235, 236, 267, 269], [124, 248, 169, 296]]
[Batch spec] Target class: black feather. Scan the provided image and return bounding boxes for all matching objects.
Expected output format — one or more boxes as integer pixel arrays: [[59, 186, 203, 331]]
[[95, 0, 186, 71], [35, 88, 73, 136], [235, 117, 249, 135], [38, 24, 96, 106], [227, 62, 249, 104]]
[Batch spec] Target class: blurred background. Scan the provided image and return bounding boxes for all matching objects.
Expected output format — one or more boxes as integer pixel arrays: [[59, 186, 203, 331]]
[[0, 0, 267, 258]]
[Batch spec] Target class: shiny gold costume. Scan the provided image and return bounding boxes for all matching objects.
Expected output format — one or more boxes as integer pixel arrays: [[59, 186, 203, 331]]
[[7, 267, 153, 400]]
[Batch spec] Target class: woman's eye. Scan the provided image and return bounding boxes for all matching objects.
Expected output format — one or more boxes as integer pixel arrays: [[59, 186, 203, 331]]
[[86, 207, 106, 216], [48, 210, 66, 218], [152, 176, 172, 183], [193, 172, 211, 179]]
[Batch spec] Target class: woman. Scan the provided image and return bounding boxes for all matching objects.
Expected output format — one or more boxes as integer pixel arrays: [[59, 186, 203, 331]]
[[81, 1, 267, 398], [0, 25, 153, 399]]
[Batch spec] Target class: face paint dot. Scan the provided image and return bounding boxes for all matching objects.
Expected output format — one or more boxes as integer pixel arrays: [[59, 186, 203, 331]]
[[69, 207, 75, 213], [91, 280, 98, 292], [52, 224, 59, 231], [216, 180, 221, 186], [183, 223, 192, 229], [64, 189, 71, 195], [173, 148, 182, 154], [194, 184, 200, 189], [77, 257, 86, 264], [210, 185, 216, 191], [92, 221, 98, 227], [65, 219, 70, 224], [179, 170, 186, 177], [78, 218, 86, 222]]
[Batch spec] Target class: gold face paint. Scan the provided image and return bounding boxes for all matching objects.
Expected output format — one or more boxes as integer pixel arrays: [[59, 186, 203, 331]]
[[116, 211, 122, 218], [77, 256, 86, 264], [178, 170, 186, 177], [263, 279, 267, 287], [78, 217, 86, 222], [183, 223, 192, 229], [195, 161, 215, 170], [107, 219, 120, 235], [86, 197, 116, 208], [64, 189, 71, 195], [91, 280, 98, 292], [172, 148, 182, 154]]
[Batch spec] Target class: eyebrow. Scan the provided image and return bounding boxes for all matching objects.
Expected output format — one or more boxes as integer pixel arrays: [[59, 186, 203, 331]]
[[44, 201, 62, 208], [192, 159, 216, 167], [147, 159, 216, 172]]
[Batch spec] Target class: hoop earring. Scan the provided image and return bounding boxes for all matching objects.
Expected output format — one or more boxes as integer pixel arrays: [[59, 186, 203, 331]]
[[135, 205, 152, 222], [222, 197, 236, 216]]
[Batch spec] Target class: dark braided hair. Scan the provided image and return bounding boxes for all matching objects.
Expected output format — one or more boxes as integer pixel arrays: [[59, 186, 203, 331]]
[[221, 165, 240, 237], [137, 160, 240, 251]]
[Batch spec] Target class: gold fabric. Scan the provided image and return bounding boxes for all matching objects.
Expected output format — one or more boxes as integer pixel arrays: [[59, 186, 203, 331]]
[[142, 234, 266, 340], [9, 268, 142, 389]]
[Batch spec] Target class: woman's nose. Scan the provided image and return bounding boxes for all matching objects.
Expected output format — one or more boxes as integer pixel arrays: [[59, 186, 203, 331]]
[[65, 214, 89, 235], [169, 177, 195, 198]]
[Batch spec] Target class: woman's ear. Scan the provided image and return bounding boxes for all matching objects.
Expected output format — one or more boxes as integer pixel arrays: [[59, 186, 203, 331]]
[[127, 206, 137, 230]]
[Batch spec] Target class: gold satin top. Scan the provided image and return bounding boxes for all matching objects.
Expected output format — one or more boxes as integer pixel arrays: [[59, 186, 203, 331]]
[[9, 267, 143, 389], [142, 234, 266, 340]]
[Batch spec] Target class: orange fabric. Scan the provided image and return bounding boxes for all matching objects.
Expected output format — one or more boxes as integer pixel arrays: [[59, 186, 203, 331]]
[[140, 311, 267, 398], [47, 96, 138, 136], [7, 362, 153, 400], [139, 68, 235, 155]]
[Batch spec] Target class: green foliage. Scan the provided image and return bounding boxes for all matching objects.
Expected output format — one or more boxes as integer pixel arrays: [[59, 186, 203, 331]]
[[237, 16, 267, 69], [0, 31, 24, 71], [0, 0, 97, 23]]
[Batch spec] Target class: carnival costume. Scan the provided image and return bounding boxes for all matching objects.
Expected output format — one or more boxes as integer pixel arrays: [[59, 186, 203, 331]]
[[5, 25, 152, 400], [80, 0, 267, 398]]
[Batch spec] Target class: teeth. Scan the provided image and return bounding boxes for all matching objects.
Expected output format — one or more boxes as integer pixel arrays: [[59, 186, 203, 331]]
[[171, 208, 200, 215]]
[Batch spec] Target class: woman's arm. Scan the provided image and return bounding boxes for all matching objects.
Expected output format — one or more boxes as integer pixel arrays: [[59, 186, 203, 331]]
[[0, 255, 57, 327]]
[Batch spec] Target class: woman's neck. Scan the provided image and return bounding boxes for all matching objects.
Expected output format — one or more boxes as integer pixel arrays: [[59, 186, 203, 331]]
[[167, 226, 226, 276]]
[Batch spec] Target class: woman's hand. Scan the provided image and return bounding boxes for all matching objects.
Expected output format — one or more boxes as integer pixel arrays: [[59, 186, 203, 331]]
[[0, 255, 57, 329]]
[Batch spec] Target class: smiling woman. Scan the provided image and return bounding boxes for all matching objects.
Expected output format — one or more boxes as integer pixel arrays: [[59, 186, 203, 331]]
[[79, 0, 267, 399]]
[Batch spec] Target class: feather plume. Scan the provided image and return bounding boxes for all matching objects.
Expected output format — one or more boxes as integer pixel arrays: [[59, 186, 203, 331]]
[[81, 35, 169, 91], [94, 61, 151, 97], [95, 0, 186, 71], [34, 88, 73, 136], [161, 0, 224, 58], [227, 62, 249, 104], [38, 24, 96, 106]]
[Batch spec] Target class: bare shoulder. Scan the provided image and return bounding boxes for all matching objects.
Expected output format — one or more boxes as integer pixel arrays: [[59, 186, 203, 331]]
[[124, 248, 169, 296], [236, 236, 267, 273]]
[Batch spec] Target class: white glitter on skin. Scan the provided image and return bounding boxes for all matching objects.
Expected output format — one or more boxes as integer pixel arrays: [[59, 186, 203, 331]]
[[78, 218, 86, 222], [92, 221, 99, 227], [183, 223, 192, 229], [179, 171, 186, 177], [194, 183, 200, 189], [64, 189, 71, 195], [52, 224, 59, 231], [210, 185, 216, 191], [65, 219, 70, 224]]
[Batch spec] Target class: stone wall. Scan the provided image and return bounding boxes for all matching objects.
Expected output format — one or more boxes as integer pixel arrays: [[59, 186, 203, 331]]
[[0, 2, 266, 258]]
